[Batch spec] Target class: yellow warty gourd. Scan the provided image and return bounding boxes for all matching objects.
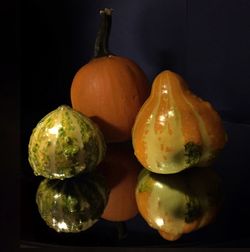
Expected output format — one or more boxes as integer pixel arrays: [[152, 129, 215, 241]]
[[132, 70, 227, 174]]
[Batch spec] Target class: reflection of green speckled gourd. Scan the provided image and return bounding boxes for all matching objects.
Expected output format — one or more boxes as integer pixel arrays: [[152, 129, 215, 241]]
[[135, 167, 222, 241], [28, 105, 106, 179], [36, 172, 109, 233]]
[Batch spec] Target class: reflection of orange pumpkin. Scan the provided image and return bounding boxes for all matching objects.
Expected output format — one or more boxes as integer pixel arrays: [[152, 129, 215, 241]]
[[98, 142, 142, 221], [70, 8, 150, 143], [136, 167, 222, 241], [132, 70, 227, 174]]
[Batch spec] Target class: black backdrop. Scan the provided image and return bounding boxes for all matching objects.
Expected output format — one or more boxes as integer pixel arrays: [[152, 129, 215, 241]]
[[21, 0, 250, 123]]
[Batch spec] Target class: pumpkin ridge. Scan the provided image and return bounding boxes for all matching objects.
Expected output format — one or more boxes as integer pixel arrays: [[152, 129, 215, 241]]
[[142, 72, 186, 173], [138, 74, 166, 172], [74, 110, 106, 169], [182, 91, 226, 165], [154, 73, 171, 134], [181, 91, 212, 165], [68, 112, 86, 172], [40, 111, 60, 176], [132, 97, 152, 168], [53, 110, 63, 176], [165, 72, 185, 151], [168, 72, 202, 147]]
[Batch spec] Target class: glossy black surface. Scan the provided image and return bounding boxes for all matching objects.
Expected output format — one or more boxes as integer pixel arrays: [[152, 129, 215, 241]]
[[20, 121, 250, 247]]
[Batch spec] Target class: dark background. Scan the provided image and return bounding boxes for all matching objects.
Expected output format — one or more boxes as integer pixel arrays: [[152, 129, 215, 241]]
[[21, 0, 250, 123], [18, 0, 250, 248]]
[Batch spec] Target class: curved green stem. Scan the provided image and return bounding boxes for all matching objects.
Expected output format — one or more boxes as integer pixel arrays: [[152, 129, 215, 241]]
[[94, 8, 113, 58]]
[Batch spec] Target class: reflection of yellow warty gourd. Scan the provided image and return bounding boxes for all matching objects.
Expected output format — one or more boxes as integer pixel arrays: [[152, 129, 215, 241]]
[[132, 70, 227, 174], [135, 167, 222, 241]]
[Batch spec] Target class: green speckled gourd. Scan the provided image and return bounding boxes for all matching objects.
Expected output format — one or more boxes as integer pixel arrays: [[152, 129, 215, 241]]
[[36, 172, 109, 233], [28, 105, 106, 179], [135, 167, 222, 241]]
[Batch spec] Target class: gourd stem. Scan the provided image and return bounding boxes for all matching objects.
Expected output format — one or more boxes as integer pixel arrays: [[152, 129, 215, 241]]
[[116, 221, 127, 240], [94, 8, 113, 58]]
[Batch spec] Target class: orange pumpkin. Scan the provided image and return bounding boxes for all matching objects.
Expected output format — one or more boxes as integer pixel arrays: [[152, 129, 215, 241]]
[[98, 142, 142, 221], [132, 70, 227, 174], [70, 8, 150, 142]]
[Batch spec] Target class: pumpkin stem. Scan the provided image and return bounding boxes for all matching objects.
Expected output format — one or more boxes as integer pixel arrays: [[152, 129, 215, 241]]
[[115, 221, 127, 240], [94, 8, 113, 58]]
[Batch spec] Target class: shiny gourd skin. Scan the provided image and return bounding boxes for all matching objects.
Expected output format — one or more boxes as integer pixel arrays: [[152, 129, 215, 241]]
[[98, 142, 142, 221], [135, 167, 222, 241], [132, 70, 227, 174], [71, 9, 150, 143], [36, 172, 109, 233], [28, 105, 106, 179]]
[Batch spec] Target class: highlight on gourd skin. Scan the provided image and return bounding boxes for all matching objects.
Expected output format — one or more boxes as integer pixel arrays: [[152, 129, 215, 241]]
[[135, 167, 223, 241], [28, 105, 106, 179], [36, 172, 109, 233], [132, 70, 227, 174]]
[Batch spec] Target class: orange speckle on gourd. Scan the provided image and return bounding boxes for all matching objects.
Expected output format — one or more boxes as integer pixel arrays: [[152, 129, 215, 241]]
[[135, 191, 151, 220], [132, 70, 227, 174], [135, 167, 223, 241], [158, 229, 182, 242]]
